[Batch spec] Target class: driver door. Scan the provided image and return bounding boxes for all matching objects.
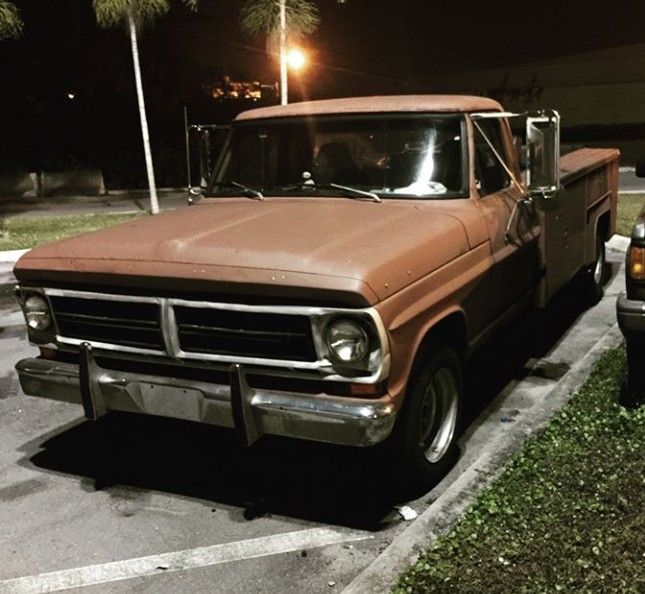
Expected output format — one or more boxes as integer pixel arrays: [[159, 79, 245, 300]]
[[472, 117, 541, 321]]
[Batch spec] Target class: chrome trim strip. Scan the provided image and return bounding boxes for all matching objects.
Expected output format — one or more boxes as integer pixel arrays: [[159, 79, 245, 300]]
[[44, 287, 161, 304], [160, 299, 182, 358], [169, 296, 369, 317], [56, 335, 167, 356], [41, 287, 391, 383]]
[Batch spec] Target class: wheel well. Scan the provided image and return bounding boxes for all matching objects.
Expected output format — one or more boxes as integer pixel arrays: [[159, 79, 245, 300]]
[[414, 312, 468, 369], [597, 211, 611, 242]]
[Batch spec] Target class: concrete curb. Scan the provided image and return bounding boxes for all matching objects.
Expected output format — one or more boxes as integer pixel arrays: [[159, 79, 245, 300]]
[[607, 234, 631, 252], [343, 326, 624, 594], [0, 249, 29, 263]]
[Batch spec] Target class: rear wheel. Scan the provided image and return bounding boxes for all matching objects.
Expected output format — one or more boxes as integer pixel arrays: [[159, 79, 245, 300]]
[[586, 234, 606, 303], [392, 345, 462, 486]]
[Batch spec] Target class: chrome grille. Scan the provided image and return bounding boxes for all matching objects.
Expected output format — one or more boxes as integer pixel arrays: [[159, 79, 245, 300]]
[[50, 295, 163, 351], [174, 306, 317, 362], [46, 291, 318, 363], [34, 287, 388, 381]]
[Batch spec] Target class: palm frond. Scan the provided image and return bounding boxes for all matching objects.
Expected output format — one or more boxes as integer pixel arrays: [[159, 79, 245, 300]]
[[241, 0, 319, 50], [0, 0, 23, 40], [94, 0, 198, 28]]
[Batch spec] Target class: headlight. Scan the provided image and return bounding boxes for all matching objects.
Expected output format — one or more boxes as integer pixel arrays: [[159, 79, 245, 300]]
[[326, 318, 369, 363], [23, 295, 52, 331]]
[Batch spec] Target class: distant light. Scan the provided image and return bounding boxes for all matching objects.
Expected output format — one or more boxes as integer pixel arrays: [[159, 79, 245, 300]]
[[287, 49, 306, 71], [66, 93, 75, 100]]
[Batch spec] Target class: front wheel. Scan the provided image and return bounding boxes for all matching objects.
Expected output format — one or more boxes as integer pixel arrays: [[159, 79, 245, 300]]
[[392, 345, 462, 486]]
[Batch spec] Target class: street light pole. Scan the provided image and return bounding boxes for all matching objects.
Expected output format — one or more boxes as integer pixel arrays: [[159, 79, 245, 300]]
[[279, 0, 288, 105]]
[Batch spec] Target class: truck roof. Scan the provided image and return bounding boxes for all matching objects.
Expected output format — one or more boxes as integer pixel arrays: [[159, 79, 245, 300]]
[[236, 95, 503, 121]]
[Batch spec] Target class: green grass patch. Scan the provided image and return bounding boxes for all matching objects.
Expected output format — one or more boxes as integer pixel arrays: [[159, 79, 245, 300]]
[[617, 193, 644, 236], [394, 347, 644, 594], [0, 213, 144, 251]]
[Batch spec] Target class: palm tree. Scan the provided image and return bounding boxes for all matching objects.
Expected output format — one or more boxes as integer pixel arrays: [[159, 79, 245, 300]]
[[0, 0, 23, 39], [93, 0, 197, 214], [241, 0, 319, 105]]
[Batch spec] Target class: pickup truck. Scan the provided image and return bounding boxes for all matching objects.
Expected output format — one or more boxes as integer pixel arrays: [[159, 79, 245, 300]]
[[617, 199, 645, 405], [13, 95, 619, 483]]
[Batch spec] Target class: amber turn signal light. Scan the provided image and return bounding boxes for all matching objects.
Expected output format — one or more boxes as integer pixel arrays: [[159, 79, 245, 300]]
[[630, 246, 645, 280], [39, 347, 56, 360]]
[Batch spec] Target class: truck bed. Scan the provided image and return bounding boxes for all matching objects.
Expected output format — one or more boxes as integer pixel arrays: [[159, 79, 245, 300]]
[[540, 147, 619, 304]]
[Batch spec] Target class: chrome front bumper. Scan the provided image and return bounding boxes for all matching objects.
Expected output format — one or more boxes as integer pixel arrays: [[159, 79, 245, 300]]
[[15, 345, 397, 447]]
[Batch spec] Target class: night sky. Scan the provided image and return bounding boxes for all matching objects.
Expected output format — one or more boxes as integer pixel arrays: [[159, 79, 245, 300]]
[[2, 0, 645, 185], [5, 1, 645, 99]]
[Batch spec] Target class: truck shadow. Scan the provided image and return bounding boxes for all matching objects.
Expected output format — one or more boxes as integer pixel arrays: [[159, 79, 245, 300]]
[[462, 261, 620, 426], [24, 413, 397, 530], [21, 263, 620, 531]]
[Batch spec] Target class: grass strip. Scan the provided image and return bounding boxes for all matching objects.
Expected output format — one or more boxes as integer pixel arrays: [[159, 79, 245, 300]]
[[394, 346, 644, 594], [0, 213, 144, 251], [617, 193, 644, 237]]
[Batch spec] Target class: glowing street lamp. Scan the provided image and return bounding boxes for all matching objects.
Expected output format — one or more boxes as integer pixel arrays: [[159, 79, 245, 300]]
[[287, 49, 306, 71]]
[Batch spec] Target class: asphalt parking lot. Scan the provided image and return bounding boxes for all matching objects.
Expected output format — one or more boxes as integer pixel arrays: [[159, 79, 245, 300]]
[[0, 246, 626, 593]]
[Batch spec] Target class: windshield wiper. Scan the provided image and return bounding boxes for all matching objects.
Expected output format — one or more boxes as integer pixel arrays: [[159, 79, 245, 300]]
[[282, 181, 381, 203], [326, 183, 381, 202], [209, 181, 264, 200]]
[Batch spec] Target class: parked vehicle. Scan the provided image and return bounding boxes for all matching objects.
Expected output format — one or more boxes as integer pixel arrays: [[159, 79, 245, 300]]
[[14, 96, 619, 482], [617, 191, 645, 405]]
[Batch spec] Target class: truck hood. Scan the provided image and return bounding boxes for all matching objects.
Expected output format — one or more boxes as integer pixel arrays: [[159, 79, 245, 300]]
[[15, 198, 472, 305]]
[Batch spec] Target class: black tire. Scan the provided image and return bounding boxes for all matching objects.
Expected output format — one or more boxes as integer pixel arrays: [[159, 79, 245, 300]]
[[621, 339, 645, 408], [390, 345, 463, 487], [586, 234, 606, 303]]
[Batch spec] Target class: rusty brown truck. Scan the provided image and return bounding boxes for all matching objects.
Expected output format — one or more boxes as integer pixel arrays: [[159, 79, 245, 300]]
[[14, 96, 619, 481]]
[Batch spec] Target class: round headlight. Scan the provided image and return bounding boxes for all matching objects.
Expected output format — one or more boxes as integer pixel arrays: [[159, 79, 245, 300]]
[[326, 319, 369, 363], [24, 295, 51, 331]]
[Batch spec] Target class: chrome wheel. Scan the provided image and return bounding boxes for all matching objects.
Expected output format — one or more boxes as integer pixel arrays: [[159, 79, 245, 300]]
[[593, 240, 604, 286], [418, 366, 459, 463]]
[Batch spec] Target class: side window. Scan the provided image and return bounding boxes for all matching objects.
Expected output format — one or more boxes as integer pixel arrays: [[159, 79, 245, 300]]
[[474, 119, 510, 196]]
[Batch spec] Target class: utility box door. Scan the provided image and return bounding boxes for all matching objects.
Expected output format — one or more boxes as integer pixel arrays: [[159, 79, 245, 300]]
[[542, 176, 586, 301]]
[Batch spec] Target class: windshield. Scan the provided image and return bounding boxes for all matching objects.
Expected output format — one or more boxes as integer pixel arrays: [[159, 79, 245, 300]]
[[207, 114, 467, 199]]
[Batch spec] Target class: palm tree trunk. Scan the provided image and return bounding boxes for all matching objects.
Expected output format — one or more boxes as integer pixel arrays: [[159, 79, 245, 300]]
[[128, 10, 159, 214], [279, 0, 287, 105]]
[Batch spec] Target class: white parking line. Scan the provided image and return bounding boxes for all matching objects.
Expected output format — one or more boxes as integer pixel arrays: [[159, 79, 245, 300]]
[[0, 527, 372, 593]]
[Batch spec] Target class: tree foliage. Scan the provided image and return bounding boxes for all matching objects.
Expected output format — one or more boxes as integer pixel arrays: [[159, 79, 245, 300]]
[[240, 0, 319, 51], [93, 0, 197, 28], [0, 0, 23, 40]]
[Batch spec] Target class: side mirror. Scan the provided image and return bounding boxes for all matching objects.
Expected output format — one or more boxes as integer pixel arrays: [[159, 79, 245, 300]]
[[526, 110, 560, 202]]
